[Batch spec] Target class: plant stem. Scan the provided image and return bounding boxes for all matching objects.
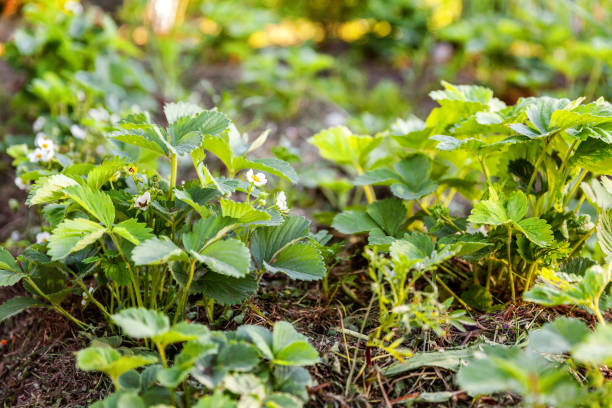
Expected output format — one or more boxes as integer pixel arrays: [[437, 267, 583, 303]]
[[563, 169, 587, 210], [156, 342, 177, 405], [25, 277, 88, 329], [62, 266, 111, 319], [169, 153, 178, 200], [478, 154, 491, 187], [356, 164, 375, 204], [110, 232, 143, 308], [434, 274, 471, 311], [568, 225, 597, 258], [507, 227, 516, 302], [526, 133, 556, 196], [524, 262, 539, 293], [175, 260, 196, 324]]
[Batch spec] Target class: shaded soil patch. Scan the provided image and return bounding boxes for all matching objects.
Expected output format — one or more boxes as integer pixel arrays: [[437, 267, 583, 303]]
[[0, 287, 112, 408]]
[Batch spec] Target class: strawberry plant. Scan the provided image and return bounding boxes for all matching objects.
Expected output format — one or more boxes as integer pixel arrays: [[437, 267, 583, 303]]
[[76, 308, 319, 407], [314, 82, 612, 309], [0, 103, 328, 325]]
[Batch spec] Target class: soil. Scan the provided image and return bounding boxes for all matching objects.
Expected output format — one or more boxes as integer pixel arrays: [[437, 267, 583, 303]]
[[0, 287, 112, 408]]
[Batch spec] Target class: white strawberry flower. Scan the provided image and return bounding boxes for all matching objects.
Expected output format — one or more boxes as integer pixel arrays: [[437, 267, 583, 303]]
[[36, 231, 51, 244], [89, 107, 110, 122], [70, 124, 86, 140], [15, 177, 27, 190], [134, 191, 151, 210], [246, 169, 267, 187], [110, 171, 121, 181], [28, 148, 53, 163], [35, 133, 55, 151], [64, 0, 83, 15], [33, 116, 46, 132], [275, 191, 289, 212]]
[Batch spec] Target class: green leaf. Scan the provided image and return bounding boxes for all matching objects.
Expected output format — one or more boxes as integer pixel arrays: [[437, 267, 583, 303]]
[[391, 232, 459, 271], [525, 97, 570, 135], [572, 324, 612, 366], [467, 193, 509, 226], [0, 270, 25, 286], [110, 113, 168, 155], [331, 199, 406, 241], [309, 126, 381, 167], [0, 297, 45, 322], [194, 391, 237, 408], [64, 185, 115, 227], [113, 219, 154, 245], [174, 186, 219, 218], [112, 308, 170, 339], [384, 347, 475, 376], [217, 341, 260, 371], [0, 247, 21, 275], [87, 157, 126, 190], [236, 325, 274, 360], [550, 100, 612, 130], [219, 199, 270, 224], [515, 217, 554, 247], [182, 216, 238, 253], [528, 317, 590, 355], [164, 102, 206, 124], [192, 273, 257, 305], [331, 210, 379, 235], [250, 215, 310, 269], [76, 347, 157, 380], [47, 218, 107, 260], [430, 81, 494, 104], [191, 239, 250, 278], [524, 264, 611, 317], [232, 157, 298, 184], [353, 168, 398, 185], [109, 130, 167, 156], [456, 344, 578, 404], [272, 321, 319, 366], [132, 237, 188, 265], [264, 243, 326, 281], [571, 138, 612, 173], [201, 134, 234, 171], [117, 393, 147, 408], [391, 232, 434, 264], [166, 104, 229, 139], [366, 198, 406, 237], [597, 209, 612, 257], [468, 189, 553, 247], [27, 174, 79, 206], [274, 342, 320, 366], [152, 321, 210, 348], [390, 154, 438, 200]]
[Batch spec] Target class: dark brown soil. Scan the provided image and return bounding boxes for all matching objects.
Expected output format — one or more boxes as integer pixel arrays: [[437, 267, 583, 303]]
[[0, 287, 112, 408]]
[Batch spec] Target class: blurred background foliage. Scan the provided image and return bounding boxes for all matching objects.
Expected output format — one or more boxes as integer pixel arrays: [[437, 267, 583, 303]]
[[2, 0, 612, 136]]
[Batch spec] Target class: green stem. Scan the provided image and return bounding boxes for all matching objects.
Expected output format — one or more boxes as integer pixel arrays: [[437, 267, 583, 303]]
[[563, 169, 587, 210], [524, 262, 538, 293], [175, 260, 196, 324], [478, 154, 491, 187], [526, 133, 556, 196], [25, 277, 88, 330], [507, 227, 516, 302], [568, 225, 597, 258], [356, 164, 375, 204], [434, 274, 471, 311], [62, 266, 111, 319], [110, 232, 143, 308], [169, 153, 178, 200], [156, 342, 177, 405]]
